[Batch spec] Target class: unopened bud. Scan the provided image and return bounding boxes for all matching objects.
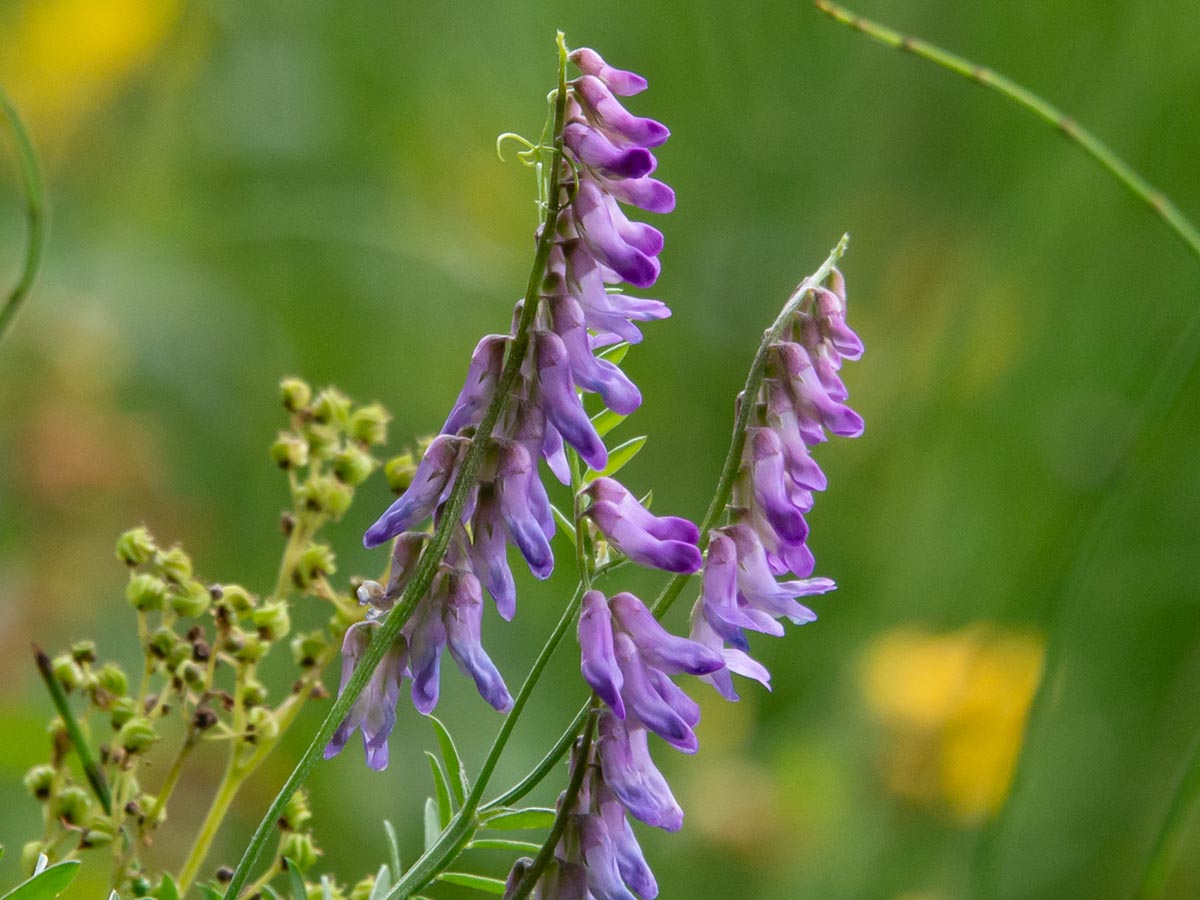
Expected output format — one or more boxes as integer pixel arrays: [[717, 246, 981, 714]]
[[312, 388, 352, 427], [280, 376, 313, 413], [155, 546, 193, 585], [294, 543, 336, 588], [289, 631, 327, 668], [110, 696, 138, 729], [54, 784, 91, 825], [130, 876, 152, 897], [79, 815, 116, 848], [349, 403, 390, 446], [246, 706, 279, 742], [116, 527, 157, 567], [280, 789, 313, 832], [216, 867, 235, 884], [299, 474, 353, 518], [242, 678, 268, 707], [23, 764, 56, 800], [217, 584, 256, 615], [271, 433, 310, 470], [251, 601, 291, 641], [148, 626, 179, 659], [70, 640, 97, 664], [384, 451, 418, 493], [332, 446, 377, 487], [304, 422, 339, 458], [127, 573, 169, 612], [175, 660, 205, 688], [280, 832, 319, 871], [192, 707, 219, 731], [171, 581, 212, 618], [350, 877, 375, 900], [233, 633, 269, 664], [96, 663, 128, 697], [52, 654, 84, 692], [21, 842, 44, 875], [117, 717, 159, 754]]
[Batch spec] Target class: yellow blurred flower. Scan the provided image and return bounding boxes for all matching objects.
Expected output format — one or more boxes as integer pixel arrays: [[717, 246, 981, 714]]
[[860, 625, 1043, 824]]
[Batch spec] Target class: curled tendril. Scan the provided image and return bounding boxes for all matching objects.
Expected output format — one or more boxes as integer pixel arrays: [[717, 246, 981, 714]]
[[496, 132, 538, 163]]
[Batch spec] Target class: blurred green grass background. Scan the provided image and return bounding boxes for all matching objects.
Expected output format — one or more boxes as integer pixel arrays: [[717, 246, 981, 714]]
[[2, 1, 1199, 899]]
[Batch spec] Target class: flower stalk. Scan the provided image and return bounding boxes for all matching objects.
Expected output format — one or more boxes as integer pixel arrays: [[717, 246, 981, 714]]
[[0, 85, 45, 345]]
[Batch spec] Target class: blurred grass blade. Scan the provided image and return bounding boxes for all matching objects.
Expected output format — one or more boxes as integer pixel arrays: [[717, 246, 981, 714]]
[[0, 85, 46, 346], [466, 838, 542, 853], [590, 408, 626, 438], [367, 864, 392, 900], [480, 807, 556, 830], [0, 860, 80, 900], [283, 858, 306, 900], [436, 873, 506, 895], [425, 752, 454, 825], [584, 436, 646, 482], [382, 820, 402, 878], [33, 644, 112, 814], [422, 797, 440, 850], [428, 715, 468, 805], [157, 875, 180, 900], [550, 504, 576, 545]]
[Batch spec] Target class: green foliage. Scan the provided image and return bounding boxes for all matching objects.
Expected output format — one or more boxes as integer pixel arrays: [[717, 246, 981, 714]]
[[0, 860, 80, 900]]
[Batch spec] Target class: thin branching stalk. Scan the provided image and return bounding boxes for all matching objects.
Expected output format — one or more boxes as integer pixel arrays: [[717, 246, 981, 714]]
[[0, 86, 45, 344]]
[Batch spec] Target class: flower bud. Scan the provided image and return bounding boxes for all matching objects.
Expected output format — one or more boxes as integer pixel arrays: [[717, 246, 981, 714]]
[[155, 546, 193, 585], [131, 877, 152, 897], [54, 785, 91, 825], [79, 815, 116, 848], [298, 475, 353, 519], [171, 581, 212, 618], [271, 433, 310, 470], [383, 451, 418, 493], [148, 626, 179, 659], [332, 446, 376, 487], [252, 601, 291, 641], [290, 631, 327, 668], [21, 842, 44, 875], [246, 706, 279, 742], [349, 403, 389, 446], [280, 832, 318, 871], [294, 543, 336, 588], [52, 654, 84, 692], [175, 660, 205, 688], [281, 376, 313, 413], [117, 717, 159, 754], [242, 678, 269, 707], [233, 633, 270, 664], [70, 640, 97, 664], [96, 663, 128, 697], [23, 764, 55, 800], [312, 388, 352, 427], [116, 527, 157, 567], [127, 573, 169, 612], [192, 707, 218, 731], [216, 583, 256, 615], [304, 423, 339, 458], [280, 789, 313, 832], [110, 696, 138, 729]]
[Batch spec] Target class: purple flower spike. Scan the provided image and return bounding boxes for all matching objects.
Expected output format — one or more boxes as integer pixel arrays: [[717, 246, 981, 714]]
[[597, 786, 659, 899], [574, 75, 670, 148], [613, 632, 698, 753], [773, 343, 864, 439], [442, 334, 507, 435], [569, 47, 648, 96], [469, 485, 516, 620], [727, 524, 831, 624], [444, 569, 513, 712], [545, 289, 642, 415], [535, 331, 608, 471], [610, 591, 723, 676], [597, 713, 683, 832], [563, 242, 671, 344], [748, 428, 810, 545], [407, 579, 449, 714], [573, 179, 661, 288], [580, 589, 626, 718], [689, 611, 771, 702], [364, 434, 466, 548], [598, 172, 675, 215], [497, 441, 555, 579], [586, 478, 700, 544], [765, 380, 828, 492], [325, 622, 408, 770], [587, 500, 703, 574], [580, 816, 639, 900], [816, 281, 864, 361], [564, 122, 656, 179]]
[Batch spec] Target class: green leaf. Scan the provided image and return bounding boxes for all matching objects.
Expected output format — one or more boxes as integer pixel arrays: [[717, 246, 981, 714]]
[[585, 436, 646, 482], [595, 341, 629, 365], [283, 858, 307, 900], [550, 504, 576, 545], [590, 407, 626, 438], [382, 820, 402, 880], [367, 864, 392, 900], [481, 807, 557, 830], [427, 715, 468, 805], [194, 885, 222, 900], [0, 860, 80, 900], [425, 752, 453, 826], [437, 873, 507, 895], [423, 797, 440, 850], [262, 887, 284, 900], [156, 874, 180, 900], [466, 838, 543, 853]]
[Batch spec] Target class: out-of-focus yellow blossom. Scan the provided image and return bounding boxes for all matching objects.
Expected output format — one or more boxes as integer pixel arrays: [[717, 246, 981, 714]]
[[860, 625, 1043, 824], [0, 0, 180, 144]]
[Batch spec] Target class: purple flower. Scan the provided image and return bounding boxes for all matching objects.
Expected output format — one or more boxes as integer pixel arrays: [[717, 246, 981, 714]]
[[364, 434, 467, 548], [442, 334, 508, 435], [544, 284, 642, 415], [582, 481, 702, 574], [324, 621, 408, 771], [597, 712, 682, 832], [573, 75, 669, 149], [534, 331, 608, 471], [568, 47, 648, 97]]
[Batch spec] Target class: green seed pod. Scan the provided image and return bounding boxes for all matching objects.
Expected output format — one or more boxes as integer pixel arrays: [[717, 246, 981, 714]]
[[70, 640, 97, 664], [311, 387, 352, 427], [170, 581, 212, 618], [96, 662, 129, 697], [155, 546, 193, 585], [131, 876, 152, 897], [294, 543, 336, 588], [280, 376, 313, 413], [21, 841, 44, 875], [246, 706, 279, 742], [350, 876, 375, 900], [271, 433, 310, 470], [54, 784, 91, 825], [175, 659, 205, 688], [116, 526, 157, 567], [46, 716, 69, 744], [349, 403, 390, 446], [52, 654, 84, 692], [117, 716, 159, 754], [252, 601, 291, 641], [290, 631, 327, 669], [110, 696, 138, 729], [23, 764, 56, 801], [298, 474, 353, 518], [332, 445, 377, 487], [280, 832, 318, 871], [79, 815, 116, 848], [217, 584, 256, 615], [148, 626, 179, 659], [242, 678, 268, 707], [127, 572, 169, 612], [280, 789, 313, 832], [304, 422, 339, 459], [233, 634, 270, 664], [383, 451, 418, 493]]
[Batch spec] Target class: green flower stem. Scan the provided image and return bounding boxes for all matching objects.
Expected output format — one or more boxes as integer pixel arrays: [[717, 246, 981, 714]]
[[814, 1, 1200, 263], [221, 33, 571, 900], [32, 645, 112, 815], [650, 234, 850, 619], [481, 701, 589, 813], [0, 85, 46, 345]]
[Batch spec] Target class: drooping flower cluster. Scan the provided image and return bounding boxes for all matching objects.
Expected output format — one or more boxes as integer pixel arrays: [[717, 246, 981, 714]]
[[328, 46, 696, 771], [690, 268, 863, 700]]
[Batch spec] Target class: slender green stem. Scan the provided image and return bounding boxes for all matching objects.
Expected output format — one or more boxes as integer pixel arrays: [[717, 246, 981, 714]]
[[222, 33, 571, 900], [0, 86, 46, 345], [178, 758, 244, 891], [650, 234, 849, 618], [507, 706, 598, 900], [1137, 723, 1200, 899], [33, 645, 112, 815], [814, 1, 1200, 263], [482, 702, 589, 813]]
